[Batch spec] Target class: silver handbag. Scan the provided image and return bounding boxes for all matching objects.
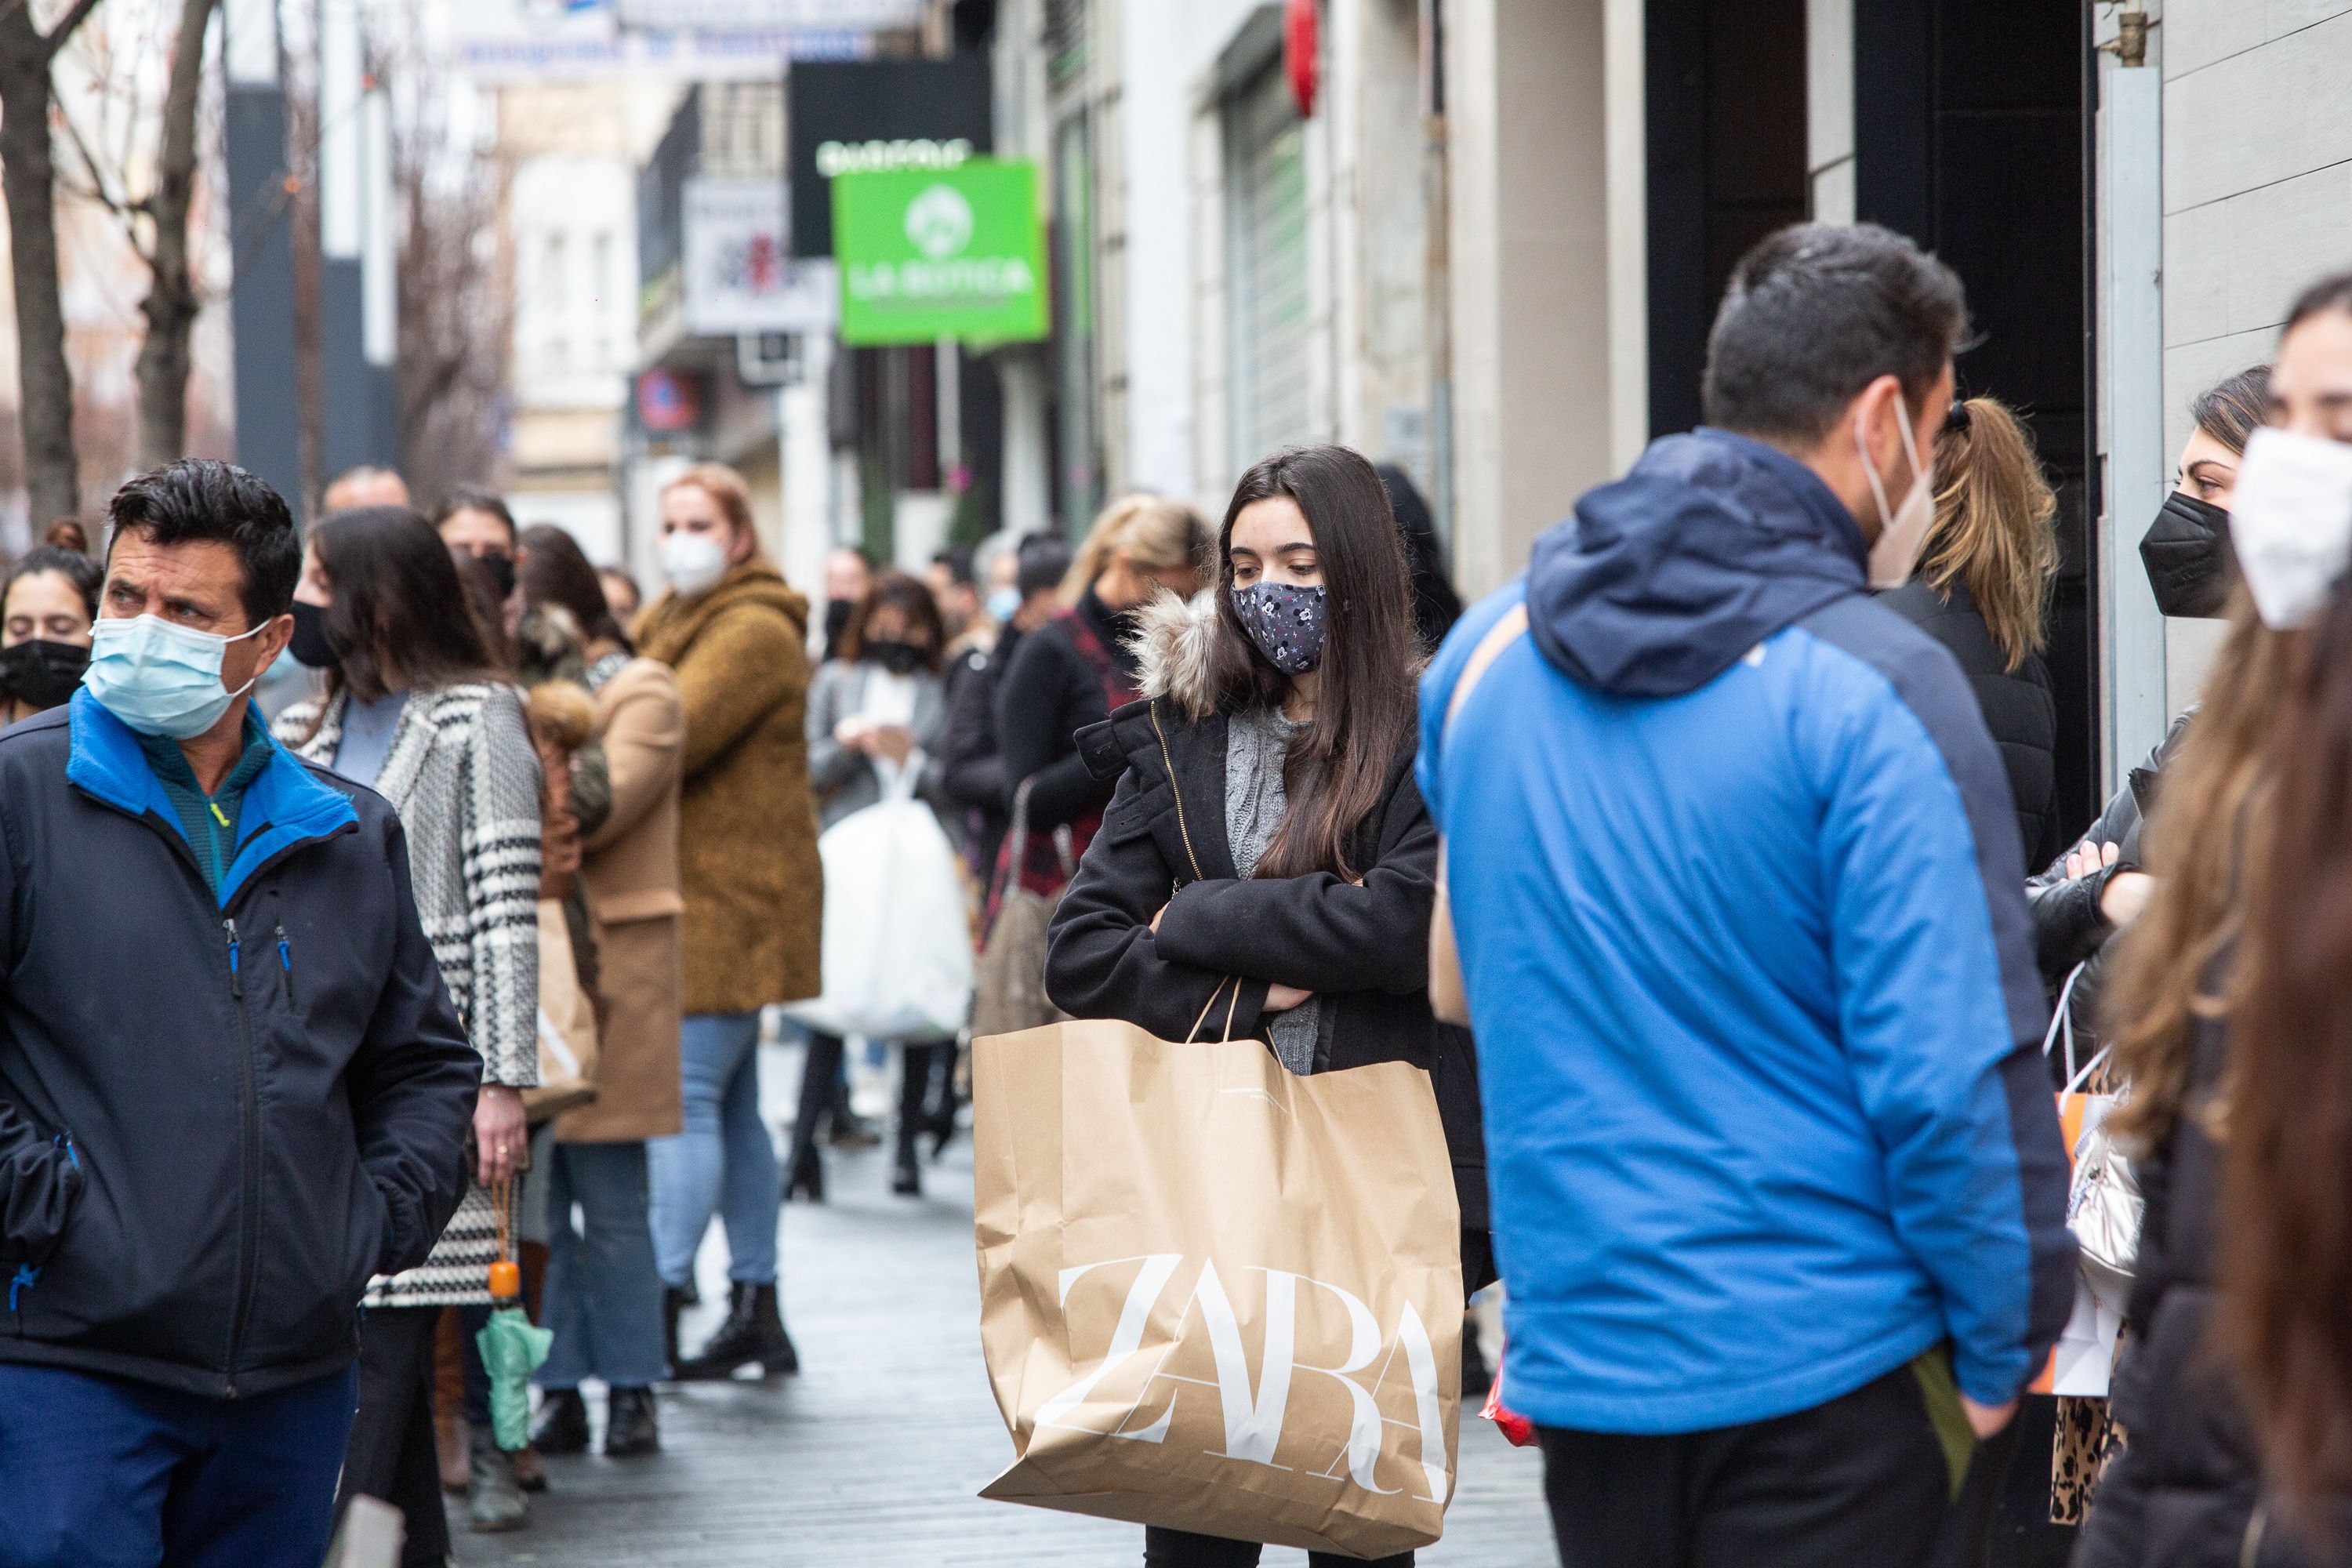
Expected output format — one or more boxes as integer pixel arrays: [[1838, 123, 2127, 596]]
[[2046, 963, 2142, 1294]]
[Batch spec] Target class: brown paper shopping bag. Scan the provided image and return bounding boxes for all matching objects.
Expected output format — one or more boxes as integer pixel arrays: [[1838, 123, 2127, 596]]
[[973, 1014, 1463, 1559]]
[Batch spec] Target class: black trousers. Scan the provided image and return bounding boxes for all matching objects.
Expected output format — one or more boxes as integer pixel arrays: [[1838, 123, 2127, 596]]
[[335, 1305, 450, 1568], [1537, 1362, 1953, 1568], [1140, 1228, 1497, 1568]]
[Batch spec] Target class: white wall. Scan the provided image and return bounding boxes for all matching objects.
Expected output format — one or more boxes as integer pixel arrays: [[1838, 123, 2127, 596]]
[[2161, 0, 2352, 710], [1117, 0, 1198, 496]]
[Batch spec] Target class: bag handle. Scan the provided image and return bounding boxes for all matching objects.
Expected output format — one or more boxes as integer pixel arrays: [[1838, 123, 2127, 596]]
[[1000, 775, 1076, 902], [1184, 977, 1245, 1044], [2042, 962, 2087, 1085], [1430, 604, 1532, 1025]]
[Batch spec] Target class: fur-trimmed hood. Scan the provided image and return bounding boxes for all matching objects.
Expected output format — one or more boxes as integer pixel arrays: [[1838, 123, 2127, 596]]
[[1129, 588, 1225, 720]]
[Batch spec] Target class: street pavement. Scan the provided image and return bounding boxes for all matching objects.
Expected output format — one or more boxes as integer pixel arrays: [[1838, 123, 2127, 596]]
[[456, 1040, 1553, 1566]]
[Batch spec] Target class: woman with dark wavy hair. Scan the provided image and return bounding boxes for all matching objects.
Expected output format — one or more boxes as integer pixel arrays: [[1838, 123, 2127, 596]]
[[1044, 442, 1489, 1568]]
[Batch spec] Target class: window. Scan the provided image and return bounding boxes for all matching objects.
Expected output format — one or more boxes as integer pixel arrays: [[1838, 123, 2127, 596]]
[[1224, 63, 1310, 470]]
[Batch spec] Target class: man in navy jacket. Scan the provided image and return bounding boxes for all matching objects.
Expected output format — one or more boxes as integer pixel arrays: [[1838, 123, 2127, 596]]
[[0, 461, 478, 1567], [1421, 225, 2074, 1566]]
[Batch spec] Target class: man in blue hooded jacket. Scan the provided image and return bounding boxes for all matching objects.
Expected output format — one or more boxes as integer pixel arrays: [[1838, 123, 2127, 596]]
[[1421, 223, 2074, 1566]]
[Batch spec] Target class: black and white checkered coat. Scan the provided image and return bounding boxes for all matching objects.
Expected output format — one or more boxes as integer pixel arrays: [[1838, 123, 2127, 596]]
[[279, 681, 542, 1305]]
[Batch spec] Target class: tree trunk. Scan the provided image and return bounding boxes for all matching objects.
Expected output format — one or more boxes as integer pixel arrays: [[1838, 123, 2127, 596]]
[[0, 25, 78, 526], [135, 0, 217, 471]]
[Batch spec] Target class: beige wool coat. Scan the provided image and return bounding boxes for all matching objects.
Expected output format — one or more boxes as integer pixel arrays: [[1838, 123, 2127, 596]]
[[636, 559, 824, 1015], [559, 654, 687, 1143]]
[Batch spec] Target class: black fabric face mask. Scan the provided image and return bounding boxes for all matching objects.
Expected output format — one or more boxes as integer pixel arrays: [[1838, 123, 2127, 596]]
[[479, 551, 518, 601], [823, 598, 855, 655], [866, 639, 928, 677], [0, 637, 89, 710], [2140, 492, 2236, 619], [289, 599, 340, 670]]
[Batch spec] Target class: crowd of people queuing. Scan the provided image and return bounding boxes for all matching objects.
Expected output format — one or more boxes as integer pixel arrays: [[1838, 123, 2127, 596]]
[[4, 220, 2352, 1568]]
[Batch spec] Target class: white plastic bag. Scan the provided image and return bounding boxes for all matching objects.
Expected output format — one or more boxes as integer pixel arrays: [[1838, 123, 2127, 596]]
[[785, 789, 974, 1041]]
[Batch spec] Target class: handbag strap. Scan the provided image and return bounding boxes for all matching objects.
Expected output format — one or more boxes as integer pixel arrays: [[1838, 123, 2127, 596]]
[[2042, 962, 2086, 1083], [1184, 977, 1245, 1044], [1000, 776, 1076, 901]]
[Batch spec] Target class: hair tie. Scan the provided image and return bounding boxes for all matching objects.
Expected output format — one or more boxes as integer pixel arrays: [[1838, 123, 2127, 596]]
[[1944, 401, 1973, 435]]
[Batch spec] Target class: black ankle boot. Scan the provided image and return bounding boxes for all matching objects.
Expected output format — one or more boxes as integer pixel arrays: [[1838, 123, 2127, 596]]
[[893, 1140, 923, 1197], [603, 1386, 661, 1457], [674, 1282, 798, 1379], [786, 1145, 826, 1203], [531, 1387, 590, 1455]]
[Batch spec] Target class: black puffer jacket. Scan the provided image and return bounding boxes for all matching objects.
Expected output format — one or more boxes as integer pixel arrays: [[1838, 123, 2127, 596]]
[[2074, 993, 2343, 1567], [1044, 592, 1488, 1227], [1878, 577, 2058, 867]]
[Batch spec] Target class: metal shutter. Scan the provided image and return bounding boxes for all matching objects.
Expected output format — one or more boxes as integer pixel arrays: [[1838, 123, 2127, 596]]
[[1226, 64, 1310, 468]]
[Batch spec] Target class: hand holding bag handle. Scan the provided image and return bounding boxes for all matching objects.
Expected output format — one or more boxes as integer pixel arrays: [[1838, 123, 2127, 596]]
[[1429, 604, 1530, 1026]]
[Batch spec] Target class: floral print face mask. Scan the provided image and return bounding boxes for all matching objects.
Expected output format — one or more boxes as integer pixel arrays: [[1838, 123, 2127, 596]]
[[1231, 580, 1327, 675]]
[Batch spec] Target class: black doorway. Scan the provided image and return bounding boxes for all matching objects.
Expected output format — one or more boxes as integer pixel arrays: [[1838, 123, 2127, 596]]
[[1857, 0, 2096, 857]]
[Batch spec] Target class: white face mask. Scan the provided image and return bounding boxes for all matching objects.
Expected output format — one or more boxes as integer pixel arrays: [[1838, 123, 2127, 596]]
[[1857, 397, 1935, 589], [2228, 426, 2352, 629], [659, 529, 730, 598]]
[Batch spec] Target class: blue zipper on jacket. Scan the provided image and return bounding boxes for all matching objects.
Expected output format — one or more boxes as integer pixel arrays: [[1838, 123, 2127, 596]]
[[9, 1264, 37, 1312]]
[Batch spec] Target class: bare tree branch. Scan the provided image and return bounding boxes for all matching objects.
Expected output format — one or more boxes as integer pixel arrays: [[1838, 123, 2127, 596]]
[[40, 0, 106, 60]]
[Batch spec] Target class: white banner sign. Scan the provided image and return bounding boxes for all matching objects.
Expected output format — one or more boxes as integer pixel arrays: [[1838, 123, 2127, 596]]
[[451, 0, 872, 81], [614, 0, 922, 27], [682, 177, 838, 335]]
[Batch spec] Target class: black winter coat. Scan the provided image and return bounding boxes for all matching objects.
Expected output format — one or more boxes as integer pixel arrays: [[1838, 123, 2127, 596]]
[[1042, 596, 1487, 1227], [0, 698, 478, 1398], [994, 587, 1139, 833], [941, 632, 1011, 875], [1878, 577, 2059, 867], [2074, 994, 2343, 1568]]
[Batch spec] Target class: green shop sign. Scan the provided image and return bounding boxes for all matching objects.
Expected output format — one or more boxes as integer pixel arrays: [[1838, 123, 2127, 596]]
[[833, 159, 1050, 347]]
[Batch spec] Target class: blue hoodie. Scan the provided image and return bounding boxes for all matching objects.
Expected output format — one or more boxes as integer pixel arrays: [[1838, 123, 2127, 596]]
[[1419, 428, 2074, 1432]]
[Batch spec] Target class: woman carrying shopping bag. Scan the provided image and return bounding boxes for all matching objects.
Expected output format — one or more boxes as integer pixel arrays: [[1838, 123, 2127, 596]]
[[790, 571, 956, 1200], [1045, 442, 1490, 1568]]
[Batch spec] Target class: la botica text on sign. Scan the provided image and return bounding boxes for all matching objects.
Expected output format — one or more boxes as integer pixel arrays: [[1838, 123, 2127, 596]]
[[830, 159, 1050, 347]]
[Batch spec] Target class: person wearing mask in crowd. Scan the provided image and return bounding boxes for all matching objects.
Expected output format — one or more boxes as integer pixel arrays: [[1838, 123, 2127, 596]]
[[279, 506, 544, 1553], [434, 487, 522, 630], [601, 564, 643, 631], [637, 463, 821, 1382], [821, 544, 873, 662], [994, 495, 1210, 910], [1879, 396, 2062, 869], [1375, 463, 1464, 652], [322, 464, 410, 513], [1045, 443, 1489, 1568], [514, 524, 684, 1462], [2013, 365, 2270, 1537], [1422, 223, 2073, 1565], [0, 532, 100, 724], [2076, 272, 2352, 1568], [0, 463, 479, 1567], [2027, 367, 2269, 992], [793, 572, 954, 1201], [942, 534, 1071, 889]]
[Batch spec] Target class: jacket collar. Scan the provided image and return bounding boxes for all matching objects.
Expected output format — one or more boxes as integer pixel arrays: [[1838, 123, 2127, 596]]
[[67, 689, 359, 907]]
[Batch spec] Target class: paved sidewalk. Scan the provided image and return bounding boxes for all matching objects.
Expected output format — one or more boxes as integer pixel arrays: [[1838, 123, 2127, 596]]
[[457, 1043, 1552, 1566]]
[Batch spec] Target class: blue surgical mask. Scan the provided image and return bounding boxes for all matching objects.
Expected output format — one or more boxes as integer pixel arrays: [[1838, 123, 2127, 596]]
[[85, 614, 269, 739], [986, 586, 1022, 624]]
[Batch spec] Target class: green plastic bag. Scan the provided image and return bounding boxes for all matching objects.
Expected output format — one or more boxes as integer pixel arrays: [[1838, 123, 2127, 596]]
[[475, 1305, 554, 1451]]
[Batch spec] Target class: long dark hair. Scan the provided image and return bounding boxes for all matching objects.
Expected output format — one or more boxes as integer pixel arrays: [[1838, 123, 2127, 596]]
[[1208, 445, 1419, 881], [310, 506, 499, 707], [519, 523, 629, 651], [2227, 571, 2352, 1511]]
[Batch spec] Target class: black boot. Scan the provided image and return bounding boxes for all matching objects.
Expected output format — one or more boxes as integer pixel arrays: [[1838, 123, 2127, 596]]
[[531, 1387, 590, 1455], [892, 1138, 924, 1197], [674, 1282, 799, 1379], [786, 1142, 826, 1203], [602, 1386, 661, 1457]]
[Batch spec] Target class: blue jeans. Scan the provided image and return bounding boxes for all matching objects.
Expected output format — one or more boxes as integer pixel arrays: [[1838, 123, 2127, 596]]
[[0, 1362, 358, 1568], [536, 1141, 667, 1390], [647, 1011, 779, 1287]]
